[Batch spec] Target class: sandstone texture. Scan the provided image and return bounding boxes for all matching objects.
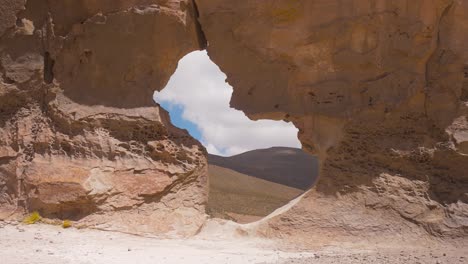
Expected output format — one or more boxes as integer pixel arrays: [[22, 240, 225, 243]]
[[0, 0, 207, 237], [196, 0, 468, 243], [1, 0, 468, 246]]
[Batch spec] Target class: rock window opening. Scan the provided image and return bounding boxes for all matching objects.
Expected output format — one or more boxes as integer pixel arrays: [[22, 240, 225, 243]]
[[154, 51, 318, 223]]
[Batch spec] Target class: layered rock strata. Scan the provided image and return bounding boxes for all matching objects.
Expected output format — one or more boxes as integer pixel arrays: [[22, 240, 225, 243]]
[[0, 0, 207, 237]]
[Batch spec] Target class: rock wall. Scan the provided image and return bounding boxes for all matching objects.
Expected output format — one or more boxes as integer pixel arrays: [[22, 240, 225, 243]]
[[0, 0, 207, 237], [196, 0, 468, 243], [1, 0, 467, 243]]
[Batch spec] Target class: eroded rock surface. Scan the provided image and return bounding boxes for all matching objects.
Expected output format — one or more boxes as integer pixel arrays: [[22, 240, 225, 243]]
[[197, 0, 468, 243], [0, 0, 207, 237], [1, 0, 467, 245]]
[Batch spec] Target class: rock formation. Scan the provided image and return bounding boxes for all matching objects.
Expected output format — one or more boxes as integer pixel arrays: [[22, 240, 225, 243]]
[[196, 0, 468, 243], [0, 0, 207, 237], [1, 0, 467, 244]]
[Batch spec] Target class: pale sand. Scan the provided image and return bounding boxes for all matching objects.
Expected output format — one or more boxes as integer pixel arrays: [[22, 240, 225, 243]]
[[0, 223, 313, 264], [1, 222, 466, 264]]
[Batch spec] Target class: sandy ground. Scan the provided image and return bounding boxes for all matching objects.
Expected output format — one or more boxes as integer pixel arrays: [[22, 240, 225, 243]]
[[0, 222, 467, 264], [0, 223, 314, 264]]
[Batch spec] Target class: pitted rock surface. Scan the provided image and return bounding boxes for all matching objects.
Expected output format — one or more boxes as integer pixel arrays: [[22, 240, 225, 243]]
[[0, 0, 207, 237]]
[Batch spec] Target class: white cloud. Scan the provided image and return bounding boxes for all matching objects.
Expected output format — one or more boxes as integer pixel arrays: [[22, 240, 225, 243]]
[[154, 51, 301, 156]]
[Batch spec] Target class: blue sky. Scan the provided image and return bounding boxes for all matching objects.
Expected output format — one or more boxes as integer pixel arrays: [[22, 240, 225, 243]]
[[158, 101, 202, 140], [154, 51, 301, 156]]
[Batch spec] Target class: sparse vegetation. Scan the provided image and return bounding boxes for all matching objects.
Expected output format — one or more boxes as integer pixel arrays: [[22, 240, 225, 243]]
[[62, 220, 72, 229], [23, 211, 42, 224], [207, 165, 302, 223]]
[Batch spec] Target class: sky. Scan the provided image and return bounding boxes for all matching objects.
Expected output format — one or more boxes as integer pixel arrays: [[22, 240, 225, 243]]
[[154, 50, 301, 157]]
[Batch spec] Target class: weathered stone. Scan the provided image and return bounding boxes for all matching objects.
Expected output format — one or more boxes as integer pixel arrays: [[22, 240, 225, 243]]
[[54, 2, 204, 108], [1, 0, 467, 244], [0, 0, 207, 237], [197, 0, 468, 242], [0, 0, 25, 36]]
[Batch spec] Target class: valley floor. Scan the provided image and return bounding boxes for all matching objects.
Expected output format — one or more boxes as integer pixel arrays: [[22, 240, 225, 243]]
[[0, 222, 466, 264]]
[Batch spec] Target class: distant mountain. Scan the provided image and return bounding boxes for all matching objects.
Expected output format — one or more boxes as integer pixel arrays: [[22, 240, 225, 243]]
[[208, 147, 319, 190]]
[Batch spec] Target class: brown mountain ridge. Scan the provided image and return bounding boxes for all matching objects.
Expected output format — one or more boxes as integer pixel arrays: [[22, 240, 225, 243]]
[[208, 147, 319, 190]]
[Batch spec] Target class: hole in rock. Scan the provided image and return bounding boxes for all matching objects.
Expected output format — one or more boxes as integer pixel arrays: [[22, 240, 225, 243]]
[[2, 75, 15, 84], [154, 51, 319, 223]]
